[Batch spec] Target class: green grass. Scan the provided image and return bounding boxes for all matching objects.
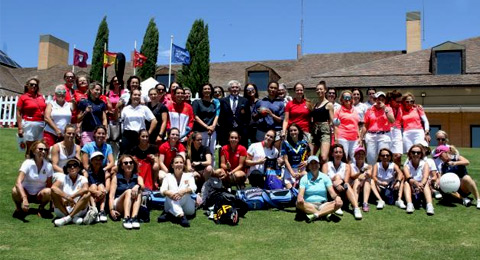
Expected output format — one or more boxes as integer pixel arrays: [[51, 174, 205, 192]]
[[1, 128, 480, 260]]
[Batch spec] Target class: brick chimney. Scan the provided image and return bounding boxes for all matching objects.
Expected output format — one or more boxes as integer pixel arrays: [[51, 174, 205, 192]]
[[297, 44, 302, 60], [38, 35, 69, 70], [406, 11, 421, 53]]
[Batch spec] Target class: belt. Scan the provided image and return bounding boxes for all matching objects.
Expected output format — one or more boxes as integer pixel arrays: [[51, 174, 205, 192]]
[[368, 130, 390, 135]]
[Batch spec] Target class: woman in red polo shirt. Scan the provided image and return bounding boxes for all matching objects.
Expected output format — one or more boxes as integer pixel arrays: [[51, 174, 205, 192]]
[[334, 90, 362, 163], [401, 92, 430, 153], [158, 128, 186, 185], [214, 131, 247, 189], [282, 83, 312, 143], [16, 78, 47, 153]]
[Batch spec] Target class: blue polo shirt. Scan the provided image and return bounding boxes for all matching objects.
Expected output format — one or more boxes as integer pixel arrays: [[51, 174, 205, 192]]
[[299, 171, 332, 203], [281, 139, 309, 168], [81, 141, 112, 167], [254, 97, 285, 131]]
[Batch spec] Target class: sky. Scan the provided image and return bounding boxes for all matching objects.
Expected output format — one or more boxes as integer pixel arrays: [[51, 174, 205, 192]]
[[0, 0, 479, 68]]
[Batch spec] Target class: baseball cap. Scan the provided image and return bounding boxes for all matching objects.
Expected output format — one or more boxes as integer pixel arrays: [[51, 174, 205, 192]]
[[307, 155, 320, 164], [90, 151, 105, 160], [354, 146, 366, 155], [65, 157, 81, 165], [374, 91, 386, 99], [434, 145, 449, 157]]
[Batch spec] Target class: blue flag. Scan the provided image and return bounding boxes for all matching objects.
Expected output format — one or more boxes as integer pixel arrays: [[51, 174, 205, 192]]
[[172, 44, 191, 65]]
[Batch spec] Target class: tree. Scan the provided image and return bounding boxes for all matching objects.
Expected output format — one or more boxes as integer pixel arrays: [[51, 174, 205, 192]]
[[90, 16, 109, 83], [138, 18, 159, 80], [177, 19, 210, 95]]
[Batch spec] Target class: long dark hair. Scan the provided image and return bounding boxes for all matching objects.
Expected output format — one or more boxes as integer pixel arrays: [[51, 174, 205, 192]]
[[117, 154, 139, 176], [329, 143, 347, 163], [286, 123, 304, 145]]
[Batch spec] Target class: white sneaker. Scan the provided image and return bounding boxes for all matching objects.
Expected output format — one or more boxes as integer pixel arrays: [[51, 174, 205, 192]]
[[72, 216, 83, 225], [463, 197, 472, 207], [122, 218, 132, 230], [353, 207, 363, 220], [335, 208, 344, 216], [54, 216, 72, 227], [395, 200, 406, 209], [477, 200, 480, 209], [426, 203, 434, 215], [376, 200, 385, 210], [433, 190, 443, 200], [131, 217, 140, 229], [406, 203, 414, 214]]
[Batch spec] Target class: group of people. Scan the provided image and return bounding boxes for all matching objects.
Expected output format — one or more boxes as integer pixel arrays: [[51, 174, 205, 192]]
[[12, 73, 479, 228]]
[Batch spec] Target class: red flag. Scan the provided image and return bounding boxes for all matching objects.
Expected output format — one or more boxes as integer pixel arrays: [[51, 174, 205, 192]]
[[134, 50, 147, 68], [73, 48, 88, 68]]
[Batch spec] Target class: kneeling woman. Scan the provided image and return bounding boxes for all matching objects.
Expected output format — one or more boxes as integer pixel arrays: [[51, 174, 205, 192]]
[[159, 155, 197, 227], [297, 156, 343, 222], [403, 145, 434, 215], [214, 131, 247, 188], [109, 155, 144, 230], [371, 148, 405, 210], [51, 157, 91, 226]]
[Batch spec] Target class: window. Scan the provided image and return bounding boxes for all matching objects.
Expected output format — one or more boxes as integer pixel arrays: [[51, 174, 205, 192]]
[[248, 71, 269, 91], [429, 125, 441, 147], [155, 74, 175, 86], [471, 125, 480, 148], [435, 51, 462, 75]]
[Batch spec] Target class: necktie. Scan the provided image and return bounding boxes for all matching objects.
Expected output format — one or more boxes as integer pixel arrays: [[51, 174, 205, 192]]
[[232, 96, 238, 112]]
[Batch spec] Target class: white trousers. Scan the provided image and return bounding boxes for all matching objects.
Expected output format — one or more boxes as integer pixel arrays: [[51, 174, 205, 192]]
[[165, 195, 196, 217], [390, 128, 403, 154], [403, 129, 425, 153], [365, 132, 391, 164], [338, 138, 359, 163]]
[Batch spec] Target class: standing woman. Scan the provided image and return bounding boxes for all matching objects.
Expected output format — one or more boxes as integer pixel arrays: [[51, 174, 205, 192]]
[[213, 86, 225, 99], [281, 123, 310, 189], [109, 155, 144, 230], [401, 92, 430, 153], [146, 88, 168, 144], [243, 83, 260, 144], [44, 85, 73, 147], [106, 76, 125, 120], [278, 83, 293, 105], [16, 78, 47, 153], [155, 83, 169, 105], [334, 90, 362, 162], [159, 155, 197, 227], [120, 89, 157, 155], [71, 76, 89, 127], [192, 83, 220, 158], [361, 91, 395, 164], [371, 148, 405, 210], [186, 132, 213, 187], [282, 83, 312, 144], [322, 144, 362, 219], [129, 129, 159, 191], [214, 131, 247, 188], [403, 144, 434, 215], [77, 82, 107, 146], [386, 90, 403, 165], [351, 88, 368, 127], [310, 81, 334, 163], [11, 141, 52, 219]]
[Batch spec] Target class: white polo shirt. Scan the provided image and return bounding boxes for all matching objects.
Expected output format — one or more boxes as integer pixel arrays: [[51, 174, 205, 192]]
[[121, 104, 155, 131], [57, 174, 88, 202], [376, 162, 395, 183], [247, 142, 279, 175], [19, 159, 53, 195], [327, 161, 347, 180]]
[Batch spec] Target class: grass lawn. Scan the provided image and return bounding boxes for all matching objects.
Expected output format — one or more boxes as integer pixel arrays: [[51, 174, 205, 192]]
[[1, 128, 480, 260]]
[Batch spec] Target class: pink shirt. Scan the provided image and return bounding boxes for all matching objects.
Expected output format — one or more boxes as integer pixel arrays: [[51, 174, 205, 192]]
[[334, 106, 359, 141], [391, 105, 403, 129], [364, 105, 393, 132], [285, 99, 310, 133], [401, 106, 425, 131]]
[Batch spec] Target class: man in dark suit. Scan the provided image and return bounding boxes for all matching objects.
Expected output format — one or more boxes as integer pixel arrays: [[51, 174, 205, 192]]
[[218, 80, 250, 147]]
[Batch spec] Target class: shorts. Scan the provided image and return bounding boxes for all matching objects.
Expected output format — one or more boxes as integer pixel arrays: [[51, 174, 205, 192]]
[[23, 120, 45, 142], [283, 167, 298, 185], [311, 202, 327, 211], [312, 122, 331, 146], [43, 131, 62, 148]]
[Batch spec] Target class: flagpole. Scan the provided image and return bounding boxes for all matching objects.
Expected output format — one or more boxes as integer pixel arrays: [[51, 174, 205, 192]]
[[133, 40, 137, 76], [168, 35, 173, 89], [102, 43, 106, 90], [72, 44, 75, 73]]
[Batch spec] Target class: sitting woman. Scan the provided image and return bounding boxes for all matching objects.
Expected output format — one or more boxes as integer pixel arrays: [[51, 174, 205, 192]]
[[51, 157, 91, 226], [87, 151, 110, 223], [403, 144, 434, 215], [433, 130, 460, 170], [214, 131, 247, 189], [159, 128, 186, 184], [296, 155, 343, 222], [12, 141, 53, 219], [435, 145, 480, 209], [281, 123, 310, 189], [81, 126, 115, 174], [322, 143, 362, 220], [109, 155, 144, 230], [349, 147, 373, 212], [245, 129, 280, 189], [50, 124, 81, 181], [371, 148, 405, 210], [186, 132, 213, 188], [129, 129, 159, 191], [158, 155, 197, 227]]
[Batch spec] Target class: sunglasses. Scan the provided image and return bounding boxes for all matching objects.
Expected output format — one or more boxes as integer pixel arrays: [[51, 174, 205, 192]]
[[65, 76, 75, 79], [380, 154, 390, 158], [66, 163, 79, 168], [437, 138, 446, 141], [411, 151, 422, 155], [37, 148, 48, 152], [214, 91, 222, 94], [246, 88, 255, 92], [343, 96, 352, 101], [28, 83, 38, 87], [405, 100, 415, 104], [123, 161, 134, 165], [157, 88, 165, 92]]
